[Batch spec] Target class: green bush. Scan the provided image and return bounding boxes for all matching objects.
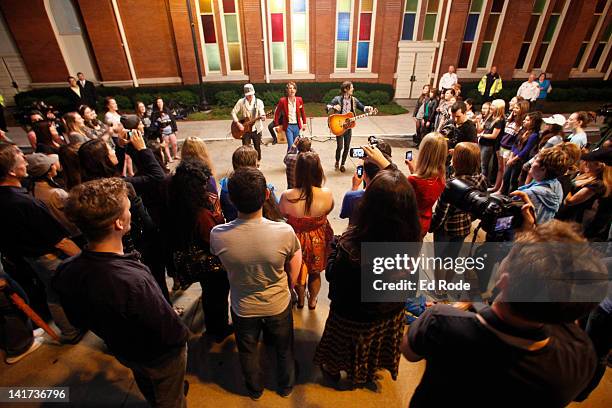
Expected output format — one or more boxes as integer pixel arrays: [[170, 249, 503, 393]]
[[167, 90, 198, 106], [132, 93, 155, 105], [368, 90, 391, 105], [113, 95, 132, 110], [321, 89, 340, 104], [259, 90, 283, 108], [214, 90, 240, 107], [353, 90, 370, 106], [44, 95, 70, 111]]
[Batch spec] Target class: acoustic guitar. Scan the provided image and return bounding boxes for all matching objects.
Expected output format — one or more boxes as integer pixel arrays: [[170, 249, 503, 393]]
[[328, 108, 378, 137], [231, 110, 274, 139]]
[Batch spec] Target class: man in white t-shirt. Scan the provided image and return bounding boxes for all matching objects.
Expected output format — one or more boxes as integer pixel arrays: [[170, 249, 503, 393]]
[[517, 74, 540, 111], [439, 65, 458, 92], [210, 167, 302, 400]]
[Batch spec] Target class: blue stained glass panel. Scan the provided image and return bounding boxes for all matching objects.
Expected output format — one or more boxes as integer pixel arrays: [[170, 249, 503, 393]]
[[464, 14, 479, 41], [357, 42, 370, 68], [401, 13, 416, 40], [337, 12, 350, 41], [293, 0, 306, 13]]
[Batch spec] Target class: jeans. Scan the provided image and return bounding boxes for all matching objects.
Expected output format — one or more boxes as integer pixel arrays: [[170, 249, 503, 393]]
[[199, 270, 230, 335], [285, 124, 300, 151], [242, 131, 262, 161], [118, 345, 187, 408], [335, 129, 352, 165], [231, 303, 295, 393], [25, 254, 80, 339], [0, 271, 34, 357], [480, 145, 495, 183], [501, 159, 524, 195]]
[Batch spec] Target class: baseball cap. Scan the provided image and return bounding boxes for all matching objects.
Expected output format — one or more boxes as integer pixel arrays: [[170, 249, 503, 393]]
[[543, 114, 566, 127], [244, 84, 255, 96], [26, 153, 59, 178]]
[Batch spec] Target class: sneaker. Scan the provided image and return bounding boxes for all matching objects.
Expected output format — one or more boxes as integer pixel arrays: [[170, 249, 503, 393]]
[[335, 162, 339, 170], [340, 165, 346, 173], [6, 337, 43, 364], [61, 330, 86, 345]]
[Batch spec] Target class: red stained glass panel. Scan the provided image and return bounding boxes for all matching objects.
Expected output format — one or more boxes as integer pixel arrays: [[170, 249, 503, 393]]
[[359, 13, 372, 41], [271, 13, 284, 42]]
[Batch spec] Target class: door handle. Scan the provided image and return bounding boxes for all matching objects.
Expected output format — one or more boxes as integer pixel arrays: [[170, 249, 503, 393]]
[[410, 75, 416, 82]]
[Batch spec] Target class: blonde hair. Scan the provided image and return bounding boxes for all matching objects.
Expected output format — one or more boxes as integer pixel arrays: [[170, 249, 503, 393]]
[[181, 137, 215, 176], [490, 99, 506, 121], [414, 133, 448, 179]]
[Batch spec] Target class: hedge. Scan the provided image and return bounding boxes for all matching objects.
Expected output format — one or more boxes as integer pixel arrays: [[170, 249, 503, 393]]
[[14, 82, 396, 114]]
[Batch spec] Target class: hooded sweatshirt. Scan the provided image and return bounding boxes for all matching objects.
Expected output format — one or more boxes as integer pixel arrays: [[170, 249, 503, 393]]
[[518, 178, 563, 224]]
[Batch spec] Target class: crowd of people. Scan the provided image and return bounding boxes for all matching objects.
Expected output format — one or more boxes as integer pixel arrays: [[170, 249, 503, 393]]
[[0, 70, 611, 408]]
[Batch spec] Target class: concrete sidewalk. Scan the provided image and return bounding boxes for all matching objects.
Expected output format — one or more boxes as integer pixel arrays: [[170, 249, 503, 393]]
[[3, 114, 417, 150]]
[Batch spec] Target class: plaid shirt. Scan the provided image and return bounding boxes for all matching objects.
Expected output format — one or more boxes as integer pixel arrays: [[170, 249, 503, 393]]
[[430, 173, 488, 237], [284, 146, 299, 189]]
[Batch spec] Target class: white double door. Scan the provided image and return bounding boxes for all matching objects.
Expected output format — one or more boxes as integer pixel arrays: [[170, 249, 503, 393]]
[[394, 42, 437, 99]]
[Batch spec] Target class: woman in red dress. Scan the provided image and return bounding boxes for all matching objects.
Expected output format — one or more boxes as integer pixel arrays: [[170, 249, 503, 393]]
[[279, 152, 334, 309]]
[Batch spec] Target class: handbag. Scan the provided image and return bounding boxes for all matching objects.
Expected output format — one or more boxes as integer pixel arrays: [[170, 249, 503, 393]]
[[173, 245, 224, 289]]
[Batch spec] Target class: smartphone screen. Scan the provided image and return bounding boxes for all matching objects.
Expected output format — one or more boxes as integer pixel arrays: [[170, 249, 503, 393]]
[[405, 151, 413, 161], [356, 165, 364, 177], [494, 216, 514, 232], [350, 148, 365, 158]]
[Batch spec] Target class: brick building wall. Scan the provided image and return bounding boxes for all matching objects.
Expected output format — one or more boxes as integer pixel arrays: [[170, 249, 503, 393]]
[[1, 0, 609, 92]]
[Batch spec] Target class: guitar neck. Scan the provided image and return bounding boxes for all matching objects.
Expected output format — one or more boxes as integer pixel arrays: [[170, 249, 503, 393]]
[[349, 112, 372, 122]]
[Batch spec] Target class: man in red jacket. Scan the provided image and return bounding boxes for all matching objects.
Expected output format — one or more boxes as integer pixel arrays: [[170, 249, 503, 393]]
[[274, 82, 307, 151]]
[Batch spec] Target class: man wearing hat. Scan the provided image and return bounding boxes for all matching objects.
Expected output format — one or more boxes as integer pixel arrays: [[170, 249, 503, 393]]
[[232, 84, 266, 161]]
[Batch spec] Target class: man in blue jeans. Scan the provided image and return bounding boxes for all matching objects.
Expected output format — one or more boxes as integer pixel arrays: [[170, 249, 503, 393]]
[[211, 167, 302, 400]]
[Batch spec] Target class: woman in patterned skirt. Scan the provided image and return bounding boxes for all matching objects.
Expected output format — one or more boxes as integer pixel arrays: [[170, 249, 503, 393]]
[[314, 168, 422, 387]]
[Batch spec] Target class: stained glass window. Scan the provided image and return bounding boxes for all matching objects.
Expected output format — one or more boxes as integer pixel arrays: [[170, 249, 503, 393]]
[[269, 1, 286, 71], [458, 0, 485, 68], [291, 0, 309, 72], [477, 1, 505, 68], [355, 0, 376, 70], [422, 0, 440, 41], [401, 0, 418, 41], [197, 0, 243, 74]]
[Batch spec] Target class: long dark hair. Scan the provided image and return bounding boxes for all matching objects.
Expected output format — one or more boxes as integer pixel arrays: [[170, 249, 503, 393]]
[[168, 159, 214, 247], [152, 97, 170, 114], [78, 139, 118, 182], [344, 170, 421, 253], [290, 152, 324, 215], [58, 143, 82, 190], [517, 111, 543, 150], [33, 121, 55, 145]]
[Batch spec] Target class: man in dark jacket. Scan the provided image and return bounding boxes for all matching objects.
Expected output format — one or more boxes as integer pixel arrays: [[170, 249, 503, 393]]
[[53, 178, 189, 408], [77, 72, 97, 109]]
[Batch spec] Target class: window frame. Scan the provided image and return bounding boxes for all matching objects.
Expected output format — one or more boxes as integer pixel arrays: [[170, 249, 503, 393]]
[[289, 0, 310, 73], [218, 0, 245, 74], [355, 0, 378, 71], [266, 0, 288, 73], [477, 0, 509, 69], [516, 0, 550, 72], [533, 0, 570, 70], [334, 0, 356, 72], [458, 0, 487, 70]]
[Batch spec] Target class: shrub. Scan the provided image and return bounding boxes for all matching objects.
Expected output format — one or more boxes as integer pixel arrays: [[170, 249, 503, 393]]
[[368, 90, 391, 105], [259, 90, 283, 108], [113, 95, 132, 111], [322, 89, 340, 104], [167, 90, 199, 106], [132, 93, 155, 106], [214, 90, 240, 107], [353, 90, 370, 106], [44, 95, 70, 111]]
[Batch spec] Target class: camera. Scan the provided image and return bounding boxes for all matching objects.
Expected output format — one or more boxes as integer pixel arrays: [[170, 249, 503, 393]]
[[350, 147, 365, 158], [441, 178, 524, 237]]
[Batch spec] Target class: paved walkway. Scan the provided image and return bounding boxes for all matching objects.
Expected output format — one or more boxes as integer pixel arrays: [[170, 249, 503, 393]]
[[1, 136, 610, 407]]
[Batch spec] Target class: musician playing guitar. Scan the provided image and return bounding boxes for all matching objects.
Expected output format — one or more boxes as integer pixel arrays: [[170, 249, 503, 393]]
[[326, 81, 373, 172], [231, 83, 266, 161], [274, 81, 307, 152]]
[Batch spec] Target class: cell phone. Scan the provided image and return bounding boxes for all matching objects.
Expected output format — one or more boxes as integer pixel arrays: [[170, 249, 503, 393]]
[[356, 165, 364, 177], [405, 151, 413, 161], [126, 130, 134, 140], [350, 147, 365, 158]]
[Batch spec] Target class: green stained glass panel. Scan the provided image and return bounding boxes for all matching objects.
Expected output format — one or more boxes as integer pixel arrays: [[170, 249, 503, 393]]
[[292, 13, 306, 41], [543, 15, 559, 42], [272, 42, 286, 70], [470, 0, 484, 12], [336, 42, 349, 69], [477, 42, 492, 68], [205, 44, 221, 71], [533, 0, 546, 13], [423, 14, 436, 40], [405, 0, 418, 12], [224, 15, 239, 43], [338, 0, 351, 12], [270, 0, 285, 13]]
